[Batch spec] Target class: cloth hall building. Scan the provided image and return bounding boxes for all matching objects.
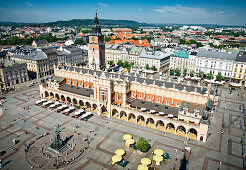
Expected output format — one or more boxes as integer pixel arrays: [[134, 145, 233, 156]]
[[39, 12, 215, 142]]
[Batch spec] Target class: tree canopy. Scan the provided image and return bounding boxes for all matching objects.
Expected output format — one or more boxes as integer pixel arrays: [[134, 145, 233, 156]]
[[216, 72, 223, 82], [146, 64, 150, 70], [74, 38, 86, 45], [170, 68, 174, 75], [136, 137, 150, 152], [104, 36, 111, 42]]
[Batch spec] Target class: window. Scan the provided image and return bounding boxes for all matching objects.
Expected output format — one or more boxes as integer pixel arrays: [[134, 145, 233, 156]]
[[139, 94, 142, 99], [117, 94, 121, 101], [73, 81, 76, 85], [176, 103, 180, 107], [85, 84, 88, 88], [132, 93, 135, 97], [166, 101, 169, 105], [68, 80, 70, 83], [79, 83, 81, 86], [148, 96, 151, 101]]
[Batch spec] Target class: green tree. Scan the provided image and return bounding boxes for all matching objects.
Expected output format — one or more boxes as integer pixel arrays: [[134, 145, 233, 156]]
[[154, 48, 161, 51], [170, 68, 174, 75], [132, 36, 139, 40], [7, 36, 21, 45], [151, 65, 157, 71], [104, 36, 111, 42], [74, 38, 86, 45], [146, 64, 150, 70], [149, 31, 153, 35], [175, 69, 181, 76], [190, 71, 195, 77], [136, 137, 150, 152], [109, 60, 115, 67], [183, 69, 187, 77], [198, 71, 204, 78], [206, 72, 213, 80], [123, 61, 129, 68], [216, 72, 223, 82], [117, 60, 123, 67], [180, 39, 185, 44]]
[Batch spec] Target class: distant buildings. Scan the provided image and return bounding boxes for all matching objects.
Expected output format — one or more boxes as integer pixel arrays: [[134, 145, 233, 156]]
[[57, 46, 88, 66], [0, 60, 28, 89], [139, 52, 172, 72], [11, 48, 58, 79], [231, 51, 246, 85], [195, 50, 236, 79], [32, 39, 49, 48]]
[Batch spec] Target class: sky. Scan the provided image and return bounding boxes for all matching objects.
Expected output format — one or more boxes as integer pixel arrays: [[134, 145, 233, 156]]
[[0, 0, 246, 26]]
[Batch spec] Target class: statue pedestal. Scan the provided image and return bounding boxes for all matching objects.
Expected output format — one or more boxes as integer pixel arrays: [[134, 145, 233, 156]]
[[44, 144, 70, 157]]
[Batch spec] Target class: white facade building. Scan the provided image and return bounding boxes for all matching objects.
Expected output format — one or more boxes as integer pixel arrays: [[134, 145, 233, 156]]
[[195, 50, 237, 78]]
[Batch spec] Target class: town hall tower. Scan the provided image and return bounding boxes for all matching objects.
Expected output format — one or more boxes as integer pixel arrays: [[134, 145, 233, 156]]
[[88, 10, 105, 70]]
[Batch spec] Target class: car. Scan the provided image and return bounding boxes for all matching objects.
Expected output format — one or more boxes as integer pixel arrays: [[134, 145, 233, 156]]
[[173, 77, 178, 80], [230, 87, 235, 90]]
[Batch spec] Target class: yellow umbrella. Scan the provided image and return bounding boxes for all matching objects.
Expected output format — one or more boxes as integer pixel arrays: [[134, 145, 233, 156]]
[[141, 158, 151, 165], [123, 134, 132, 141], [137, 164, 148, 170], [126, 139, 135, 145], [112, 155, 122, 165], [115, 149, 125, 156], [154, 149, 164, 155], [153, 155, 163, 162]]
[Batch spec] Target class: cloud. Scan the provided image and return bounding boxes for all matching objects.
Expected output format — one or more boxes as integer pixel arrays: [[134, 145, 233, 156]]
[[152, 5, 225, 24], [25, 2, 33, 7], [98, 2, 108, 7]]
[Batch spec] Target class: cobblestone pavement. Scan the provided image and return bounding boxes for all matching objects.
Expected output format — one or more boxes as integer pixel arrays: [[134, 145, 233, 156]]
[[0, 86, 245, 170]]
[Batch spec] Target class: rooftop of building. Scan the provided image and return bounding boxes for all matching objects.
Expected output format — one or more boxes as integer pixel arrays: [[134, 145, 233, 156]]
[[197, 50, 237, 60], [33, 39, 48, 45], [59, 84, 94, 97], [179, 101, 204, 115], [0, 60, 25, 68], [127, 97, 179, 117], [12, 50, 48, 61], [140, 52, 173, 60], [58, 66, 208, 95], [235, 51, 246, 62], [172, 50, 189, 58]]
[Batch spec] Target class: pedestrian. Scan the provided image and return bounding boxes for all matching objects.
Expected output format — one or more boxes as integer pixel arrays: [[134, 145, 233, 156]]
[[106, 121, 108, 123], [16, 134, 18, 137]]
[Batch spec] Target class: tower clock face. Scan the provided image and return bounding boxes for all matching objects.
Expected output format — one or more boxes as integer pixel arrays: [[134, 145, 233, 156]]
[[91, 37, 95, 41]]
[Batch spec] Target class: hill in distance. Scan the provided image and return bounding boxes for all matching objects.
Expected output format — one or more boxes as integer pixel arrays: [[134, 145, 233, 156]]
[[0, 19, 147, 27], [0, 19, 244, 28]]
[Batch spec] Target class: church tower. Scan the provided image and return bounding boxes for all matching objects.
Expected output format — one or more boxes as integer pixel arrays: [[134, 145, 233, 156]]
[[88, 10, 105, 70]]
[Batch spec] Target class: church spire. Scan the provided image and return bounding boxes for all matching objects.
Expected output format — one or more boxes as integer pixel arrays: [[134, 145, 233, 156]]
[[94, 9, 99, 25]]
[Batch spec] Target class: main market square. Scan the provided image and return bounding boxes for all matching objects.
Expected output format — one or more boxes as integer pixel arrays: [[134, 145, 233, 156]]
[[0, 83, 245, 169]]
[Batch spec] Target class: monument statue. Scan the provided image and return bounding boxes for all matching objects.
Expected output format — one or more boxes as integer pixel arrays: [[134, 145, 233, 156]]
[[50, 124, 64, 151]]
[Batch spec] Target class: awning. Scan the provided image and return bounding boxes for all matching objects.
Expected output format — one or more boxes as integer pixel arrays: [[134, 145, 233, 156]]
[[141, 158, 151, 165], [115, 149, 125, 156], [137, 164, 148, 170], [123, 134, 132, 141], [141, 108, 147, 111], [168, 114, 174, 118], [154, 149, 164, 155]]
